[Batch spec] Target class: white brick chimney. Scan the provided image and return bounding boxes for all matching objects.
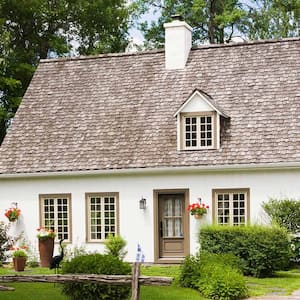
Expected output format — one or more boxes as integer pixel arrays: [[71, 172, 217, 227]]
[[164, 15, 192, 69]]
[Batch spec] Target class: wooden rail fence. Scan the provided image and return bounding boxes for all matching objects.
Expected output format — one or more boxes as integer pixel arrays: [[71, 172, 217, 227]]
[[0, 262, 173, 300]]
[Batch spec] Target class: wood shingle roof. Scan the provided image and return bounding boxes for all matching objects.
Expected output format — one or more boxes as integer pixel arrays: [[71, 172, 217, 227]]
[[0, 38, 299, 174]]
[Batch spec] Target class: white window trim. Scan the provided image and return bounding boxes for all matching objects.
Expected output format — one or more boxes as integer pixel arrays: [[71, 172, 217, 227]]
[[179, 112, 217, 150]]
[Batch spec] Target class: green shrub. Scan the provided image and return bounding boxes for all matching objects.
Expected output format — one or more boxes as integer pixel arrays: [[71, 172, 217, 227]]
[[262, 197, 300, 234], [290, 236, 300, 264], [179, 254, 201, 288], [179, 252, 248, 300], [200, 225, 291, 277], [61, 253, 131, 300], [0, 221, 11, 264], [104, 234, 127, 260]]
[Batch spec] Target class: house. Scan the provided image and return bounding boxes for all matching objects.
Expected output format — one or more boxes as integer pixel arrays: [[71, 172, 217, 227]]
[[0, 18, 299, 263]]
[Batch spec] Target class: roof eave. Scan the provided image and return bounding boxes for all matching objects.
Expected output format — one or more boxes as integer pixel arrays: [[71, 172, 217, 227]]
[[0, 162, 299, 179]]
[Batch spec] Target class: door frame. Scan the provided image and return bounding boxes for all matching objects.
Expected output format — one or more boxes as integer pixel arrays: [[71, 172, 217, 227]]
[[153, 189, 190, 263]]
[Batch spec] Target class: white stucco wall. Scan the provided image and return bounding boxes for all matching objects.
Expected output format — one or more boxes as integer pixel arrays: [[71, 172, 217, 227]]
[[0, 167, 299, 262]]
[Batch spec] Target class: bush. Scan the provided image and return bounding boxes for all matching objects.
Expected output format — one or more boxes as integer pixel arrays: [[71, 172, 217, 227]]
[[104, 234, 127, 260], [290, 236, 300, 264], [0, 221, 11, 264], [179, 254, 201, 288], [200, 225, 291, 277], [179, 252, 248, 300], [61, 254, 131, 300], [262, 197, 300, 234]]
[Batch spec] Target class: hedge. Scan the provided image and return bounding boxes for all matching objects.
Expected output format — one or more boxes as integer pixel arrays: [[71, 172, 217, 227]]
[[199, 225, 291, 277], [61, 254, 131, 300]]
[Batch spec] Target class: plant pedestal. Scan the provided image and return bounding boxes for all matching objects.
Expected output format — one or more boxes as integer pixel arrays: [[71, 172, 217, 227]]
[[13, 257, 26, 271], [38, 238, 54, 267]]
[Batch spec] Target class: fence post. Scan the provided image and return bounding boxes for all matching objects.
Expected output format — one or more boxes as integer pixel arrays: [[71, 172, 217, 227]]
[[131, 262, 141, 300]]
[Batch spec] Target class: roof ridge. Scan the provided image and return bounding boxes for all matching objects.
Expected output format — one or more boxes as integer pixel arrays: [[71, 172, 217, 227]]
[[40, 36, 300, 64], [191, 36, 300, 51], [40, 48, 164, 63]]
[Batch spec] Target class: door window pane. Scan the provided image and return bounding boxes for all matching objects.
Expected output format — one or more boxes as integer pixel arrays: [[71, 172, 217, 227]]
[[162, 196, 183, 237]]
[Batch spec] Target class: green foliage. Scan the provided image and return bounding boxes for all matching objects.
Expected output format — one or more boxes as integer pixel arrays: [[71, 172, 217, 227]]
[[262, 197, 300, 234], [104, 234, 127, 260], [200, 225, 291, 277], [243, 0, 300, 40], [179, 254, 202, 288], [61, 253, 131, 300], [12, 249, 27, 258], [134, 0, 246, 47], [0, 221, 11, 263], [134, 0, 299, 49], [290, 236, 300, 264], [0, 0, 131, 144], [179, 252, 248, 300]]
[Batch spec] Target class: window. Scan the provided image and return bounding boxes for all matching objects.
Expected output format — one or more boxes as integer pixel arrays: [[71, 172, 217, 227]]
[[182, 113, 216, 150], [213, 189, 249, 225], [86, 193, 119, 242], [39, 194, 71, 242]]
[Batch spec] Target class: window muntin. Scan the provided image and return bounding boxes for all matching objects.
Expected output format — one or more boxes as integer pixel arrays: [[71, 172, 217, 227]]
[[214, 189, 249, 226], [183, 113, 215, 149], [39, 194, 71, 242], [86, 193, 118, 242]]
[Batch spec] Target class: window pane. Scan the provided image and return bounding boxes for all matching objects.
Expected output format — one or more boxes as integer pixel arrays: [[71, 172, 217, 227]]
[[215, 191, 247, 226], [41, 195, 70, 242], [88, 195, 117, 241]]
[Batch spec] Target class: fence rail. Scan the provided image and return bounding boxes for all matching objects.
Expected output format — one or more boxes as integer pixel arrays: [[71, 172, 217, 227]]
[[0, 263, 173, 300]]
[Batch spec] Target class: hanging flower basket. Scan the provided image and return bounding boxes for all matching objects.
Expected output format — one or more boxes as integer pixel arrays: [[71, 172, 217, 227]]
[[187, 200, 209, 219], [4, 207, 21, 222], [193, 214, 203, 219]]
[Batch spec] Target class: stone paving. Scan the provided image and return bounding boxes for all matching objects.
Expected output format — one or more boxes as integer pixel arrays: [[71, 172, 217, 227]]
[[247, 289, 300, 300]]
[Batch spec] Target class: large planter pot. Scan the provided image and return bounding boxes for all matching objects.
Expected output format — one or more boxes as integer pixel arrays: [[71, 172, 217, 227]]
[[13, 257, 26, 271], [38, 238, 54, 267]]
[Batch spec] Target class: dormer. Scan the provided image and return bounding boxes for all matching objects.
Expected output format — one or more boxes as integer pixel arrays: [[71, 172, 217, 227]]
[[174, 90, 229, 151]]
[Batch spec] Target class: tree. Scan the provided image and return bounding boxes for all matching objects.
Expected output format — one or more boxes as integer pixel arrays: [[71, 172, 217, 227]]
[[0, 0, 130, 144], [262, 197, 300, 234], [134, 0, 246, 47], [244, 0, 300, 40], [133, 0, 299, 48]]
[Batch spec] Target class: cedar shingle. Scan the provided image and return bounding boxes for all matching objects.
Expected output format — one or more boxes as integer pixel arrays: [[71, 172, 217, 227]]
[[0, 38, 299, 174]]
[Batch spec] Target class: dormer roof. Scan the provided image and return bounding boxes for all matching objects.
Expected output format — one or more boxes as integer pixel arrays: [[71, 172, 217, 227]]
[[174, 89, 229, 118]]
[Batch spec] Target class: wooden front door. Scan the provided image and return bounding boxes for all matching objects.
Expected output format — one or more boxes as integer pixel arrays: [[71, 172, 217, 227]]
[[154, 190, 189, 262]]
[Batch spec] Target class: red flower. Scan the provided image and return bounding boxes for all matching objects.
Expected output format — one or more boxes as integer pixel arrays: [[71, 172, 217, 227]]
[[187, 201, 209, 216]]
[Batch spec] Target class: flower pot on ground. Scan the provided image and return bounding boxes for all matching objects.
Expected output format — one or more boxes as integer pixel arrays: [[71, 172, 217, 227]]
[[11, 247, 28, 271], [37, 228, 56, 267], [13, 257, 27, 271]]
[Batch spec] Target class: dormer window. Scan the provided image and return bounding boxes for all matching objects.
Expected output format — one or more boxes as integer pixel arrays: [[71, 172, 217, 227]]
[[175, 90, 228, 151], [183, 113, 216, 149]]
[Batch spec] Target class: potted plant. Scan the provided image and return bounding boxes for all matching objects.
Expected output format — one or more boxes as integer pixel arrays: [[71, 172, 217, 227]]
[[37, 227, 56, 267], [187, 201, 209, 219], [4, 207, 21, 222], [11, 246, 28, 271]]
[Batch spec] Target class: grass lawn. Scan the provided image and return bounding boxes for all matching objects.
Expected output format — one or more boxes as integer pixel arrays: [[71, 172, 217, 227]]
[[0, 264, 299, 300]]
